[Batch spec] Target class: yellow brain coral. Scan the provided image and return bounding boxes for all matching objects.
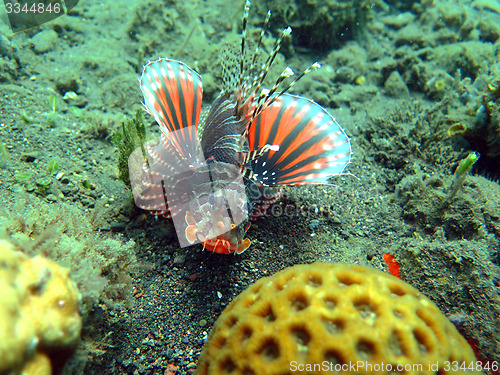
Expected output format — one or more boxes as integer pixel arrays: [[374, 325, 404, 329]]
[[196, 262, 479, 375], [0, 239, 81, 375]]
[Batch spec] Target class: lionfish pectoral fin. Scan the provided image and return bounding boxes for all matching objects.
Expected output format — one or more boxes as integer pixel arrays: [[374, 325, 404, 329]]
[[240, 144, 280, 165], [235, 238, 251, 254], [140, 58, 203, 162], [247, 93, 352, 186]]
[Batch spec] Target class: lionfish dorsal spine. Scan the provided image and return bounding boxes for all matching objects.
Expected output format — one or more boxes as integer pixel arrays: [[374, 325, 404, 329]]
[[250, 66, 294, 120], [240, 61, 322, 146], [238, 8, 271, 105], [246, 10, 271, 85], [252, 62, 322, 121], [247, 26, 292, 106], [238, 0, 251, 102]]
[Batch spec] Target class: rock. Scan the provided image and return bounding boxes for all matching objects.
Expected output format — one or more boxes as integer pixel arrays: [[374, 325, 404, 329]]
[[31, 30, 58, 54], [334, 66, 356, 83], [110, 221, 126, 232], [55, 75, 80, 95], [173, 254, 186, 265], [380, 12, 415, 29], [164, 364, 178, 375], [20, 151, 38, 162], [394, 24, 426, 47], [0, 33, 15, 58], [384, 71, 410, 97]]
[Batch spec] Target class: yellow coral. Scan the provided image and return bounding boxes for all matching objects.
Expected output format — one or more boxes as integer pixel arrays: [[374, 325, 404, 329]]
[[197, 262, 479, 375], [0, 240, 36, 374], [434, 79, 446, 93], [22, 255, 82, 349], [0, 239, 81, 375], [447, 122, 467, 137]]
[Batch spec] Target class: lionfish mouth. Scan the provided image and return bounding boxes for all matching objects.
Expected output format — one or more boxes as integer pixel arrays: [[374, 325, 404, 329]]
[[184, 212, 252, 255], [130, 0, 352, 255], [202, 237, 251, 255]]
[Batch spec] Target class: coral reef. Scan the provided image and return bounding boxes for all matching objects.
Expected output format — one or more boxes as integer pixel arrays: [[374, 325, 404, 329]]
[[254, 0, 372, 51], [196, 262, 478, 375], [0, 239, 81, 375], [0, 195, 137, 313]]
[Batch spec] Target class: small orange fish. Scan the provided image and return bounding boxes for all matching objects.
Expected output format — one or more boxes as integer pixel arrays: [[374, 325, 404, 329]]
[[383, 253, 401, 279]]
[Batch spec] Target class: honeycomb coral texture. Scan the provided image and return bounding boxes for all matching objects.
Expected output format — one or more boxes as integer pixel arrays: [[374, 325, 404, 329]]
[[196, 262, 479, 375]]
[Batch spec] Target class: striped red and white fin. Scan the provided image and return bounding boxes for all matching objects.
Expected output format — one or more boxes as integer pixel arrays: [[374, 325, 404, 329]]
[[247, 93, 351, 185], [131, 133, 195, 219], [139, 58, 203, 162]]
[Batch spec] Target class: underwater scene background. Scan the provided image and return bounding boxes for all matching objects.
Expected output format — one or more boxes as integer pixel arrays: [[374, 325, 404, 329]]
[[0, 0, 499, 374]]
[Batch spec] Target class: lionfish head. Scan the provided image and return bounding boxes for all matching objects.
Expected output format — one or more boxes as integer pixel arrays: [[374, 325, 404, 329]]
[[131, 0, 352, 255], [183, 164, 252, 255], [185, 207, 252, 255]]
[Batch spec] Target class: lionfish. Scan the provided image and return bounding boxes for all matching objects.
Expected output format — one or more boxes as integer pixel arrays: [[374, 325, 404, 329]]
[[131, 0, 352, 255]]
